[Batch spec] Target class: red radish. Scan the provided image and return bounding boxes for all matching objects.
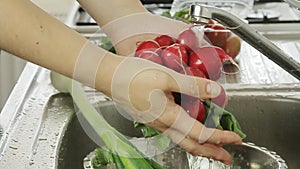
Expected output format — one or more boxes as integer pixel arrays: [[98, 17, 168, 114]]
[[180, 66, 207, 79], [173, 92, 207, 123], [138, 51, 163, 65], [204, 19, 216, 29], [206, 46, 240, 74], [161, 44, 189, 71], [177, 27, 203, 51], [205, 24, 229, 48], [182, 98, 206, 123], [154, 35, 175, 47], [135, 40, 160, 57], [202, 46, 231, 63], [189, 51, 206, 76], [189, 46, 222, 81], [208, 19, 216, 25], [223, 34, 241, 59], [211, 86, 227, 108]]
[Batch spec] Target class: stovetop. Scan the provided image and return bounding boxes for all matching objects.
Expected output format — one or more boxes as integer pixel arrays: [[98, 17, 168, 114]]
[[68, 1, 300, 28]]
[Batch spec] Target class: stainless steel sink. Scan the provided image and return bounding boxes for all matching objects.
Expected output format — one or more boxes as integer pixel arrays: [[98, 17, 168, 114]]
[[226, 85, 300, 169], [0, 64, 299, 169], [56, 85, 300, 169]]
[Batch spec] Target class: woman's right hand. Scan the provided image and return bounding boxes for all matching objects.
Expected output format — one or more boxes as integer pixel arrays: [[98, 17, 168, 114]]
[[76, 0, 242, 164], [105, 56, 242, 165]]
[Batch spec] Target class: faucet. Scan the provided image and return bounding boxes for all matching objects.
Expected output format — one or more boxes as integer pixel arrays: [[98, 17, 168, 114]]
[[285, 0, 300, 10], [189, 4, 300, 80]]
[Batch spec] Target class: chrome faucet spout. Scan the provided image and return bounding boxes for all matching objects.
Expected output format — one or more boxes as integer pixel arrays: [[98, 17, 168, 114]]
[[189, 4, 300, 80]]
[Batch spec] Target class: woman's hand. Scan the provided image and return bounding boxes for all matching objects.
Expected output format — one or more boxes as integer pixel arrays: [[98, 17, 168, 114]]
[[77, 0, 242, 164], [108, 56, 242, 165]]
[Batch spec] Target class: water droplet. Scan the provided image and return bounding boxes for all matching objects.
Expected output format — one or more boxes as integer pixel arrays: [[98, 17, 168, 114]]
[[29, 160, 34, 165], [9, 145, 18, 150], [39, 137, 47, 141]]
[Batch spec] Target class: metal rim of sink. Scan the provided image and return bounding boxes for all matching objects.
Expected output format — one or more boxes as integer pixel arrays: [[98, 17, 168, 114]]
[[83, 142, 288, 169]]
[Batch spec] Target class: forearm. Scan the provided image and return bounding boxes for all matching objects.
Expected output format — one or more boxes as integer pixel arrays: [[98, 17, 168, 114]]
[[0, 0, 86, 77], [0, 0, 120, 96]]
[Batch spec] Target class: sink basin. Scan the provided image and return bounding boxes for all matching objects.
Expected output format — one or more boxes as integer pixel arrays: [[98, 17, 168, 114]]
[[0, 65, 299, 168], [56, 85, 300, 169], [225, 85, 300, 169]]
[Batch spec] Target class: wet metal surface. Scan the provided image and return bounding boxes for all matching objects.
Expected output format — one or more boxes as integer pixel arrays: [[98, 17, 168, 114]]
[[59, 87, 299, 169], [0, 65, 72, 169], [0, 65, 300, 169]]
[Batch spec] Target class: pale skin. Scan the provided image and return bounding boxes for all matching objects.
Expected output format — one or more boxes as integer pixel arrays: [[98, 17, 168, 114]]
[[0, 0, 242, 165]]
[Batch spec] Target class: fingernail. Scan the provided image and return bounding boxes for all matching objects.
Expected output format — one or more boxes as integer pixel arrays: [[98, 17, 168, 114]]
[[206, 82, 221, 96]]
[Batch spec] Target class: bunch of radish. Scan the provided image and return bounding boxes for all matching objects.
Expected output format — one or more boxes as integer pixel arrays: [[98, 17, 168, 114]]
[[134, 24, 237, 123]]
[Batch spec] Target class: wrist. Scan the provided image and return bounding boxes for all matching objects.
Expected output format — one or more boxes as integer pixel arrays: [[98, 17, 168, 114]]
[[95, 52, 124, 97], [70, 41, 123, 98]]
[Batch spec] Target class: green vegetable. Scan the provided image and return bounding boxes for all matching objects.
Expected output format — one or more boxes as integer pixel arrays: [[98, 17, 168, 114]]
[[92, 147, 114, 168], [50, 72, 164, 169], [161, 9, 192, 23], [204, 100, 246, 139], [112, 152, 125, 169], [134, 122, 161, 138], [99, 36, 116, 53], [134, 122, 171, 151]]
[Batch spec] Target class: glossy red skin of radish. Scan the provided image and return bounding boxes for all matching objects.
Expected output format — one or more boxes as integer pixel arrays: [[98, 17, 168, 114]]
[[189, 47, 222, 81], [135, 40, 160, 57], [154, 35, 175, 47], [223, 34, 241, 59], [176, 28, 200, 51], [161, 44, 189, 71], [172, 93, 206, 123], [205, 24, 229, 48], [180, 66, 207, 79], [204, 19, 215, 29], [138, 51, 163, 65], [203, 46, 231, 64], [182, 98, 206, 123], [189, 51, 206, 74]]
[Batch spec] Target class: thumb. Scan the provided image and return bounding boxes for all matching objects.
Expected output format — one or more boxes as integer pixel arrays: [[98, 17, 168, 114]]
[[167, 73, 222, 99]]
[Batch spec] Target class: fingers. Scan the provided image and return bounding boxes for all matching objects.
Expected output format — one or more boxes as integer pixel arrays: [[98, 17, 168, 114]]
[[144, 98, 242, 164], [159, 127, 234, 165], [157, 101, 242, 145], [207, 129, 243, 145], [167, 73, 222, 99]]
